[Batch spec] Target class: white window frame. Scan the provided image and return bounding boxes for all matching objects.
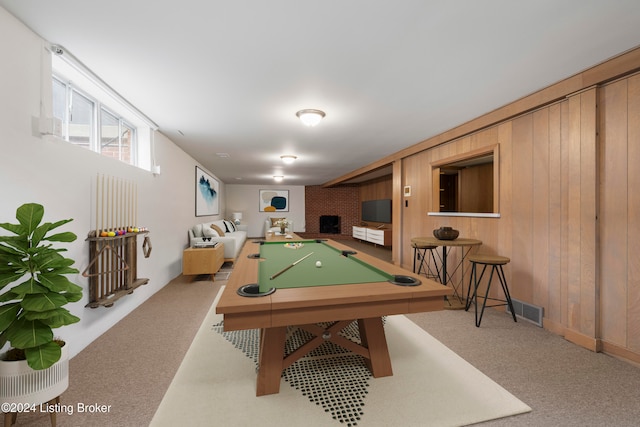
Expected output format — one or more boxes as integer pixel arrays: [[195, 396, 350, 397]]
[[50, 46, 156, 171]]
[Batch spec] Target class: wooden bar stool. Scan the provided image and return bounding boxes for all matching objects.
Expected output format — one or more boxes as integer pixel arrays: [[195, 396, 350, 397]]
[[464, 254, 517, 327], [411, 243, 440, 282]]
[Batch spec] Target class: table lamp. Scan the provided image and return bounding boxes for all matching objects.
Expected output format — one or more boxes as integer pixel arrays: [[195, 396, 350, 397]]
[[232, 212, 243, 226]]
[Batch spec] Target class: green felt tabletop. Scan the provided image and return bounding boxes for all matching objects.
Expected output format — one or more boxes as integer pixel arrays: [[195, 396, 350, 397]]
[[258, 240, 391, 292]]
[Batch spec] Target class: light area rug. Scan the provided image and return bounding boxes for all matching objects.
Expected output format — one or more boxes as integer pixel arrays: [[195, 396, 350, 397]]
[[151, 288, 530, 427]]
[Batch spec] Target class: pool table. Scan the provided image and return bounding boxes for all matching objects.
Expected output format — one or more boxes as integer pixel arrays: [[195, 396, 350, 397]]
[[215, 238, 452, 396]]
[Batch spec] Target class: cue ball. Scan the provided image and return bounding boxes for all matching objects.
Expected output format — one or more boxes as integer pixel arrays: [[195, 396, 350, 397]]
[[315, 261, 322, 268]]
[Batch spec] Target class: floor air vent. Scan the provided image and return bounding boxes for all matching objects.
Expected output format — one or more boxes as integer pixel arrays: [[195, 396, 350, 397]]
[[506, 298, 543, 327]]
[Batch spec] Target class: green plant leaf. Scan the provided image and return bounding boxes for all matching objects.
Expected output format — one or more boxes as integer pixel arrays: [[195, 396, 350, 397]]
[[16, 204, 44, 235], [27, 307, 80, 328], [4, 317, 53, 349], [0, 290, 19, 303], [0, 302, 20, 332], [0, 271, 26, 288], [0, 235, 29, 252], [11, 279, 49, 295], [31, 222, 52, 248], [64, 290, 83, 303], [16, 204, 44, 233], [0, 222, 26, 236], [38, 274, 78, 292], [31, 251, 68, 272], [44, 231, 77, 243], [21, 292, 68, 312], [45, 219, 73, 233], [25, 341, 62, 370]]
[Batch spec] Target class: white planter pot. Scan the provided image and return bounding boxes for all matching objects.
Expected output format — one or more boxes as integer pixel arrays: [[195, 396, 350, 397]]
[[0, 346, 69, 405]]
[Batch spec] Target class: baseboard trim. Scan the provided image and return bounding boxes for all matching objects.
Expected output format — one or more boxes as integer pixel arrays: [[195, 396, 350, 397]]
[[601, 340, 640, 366], [564, 329, 602, 352]]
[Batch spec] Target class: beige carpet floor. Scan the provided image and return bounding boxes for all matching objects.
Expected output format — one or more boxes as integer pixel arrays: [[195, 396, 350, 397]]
[[150, 287, 530, 427]]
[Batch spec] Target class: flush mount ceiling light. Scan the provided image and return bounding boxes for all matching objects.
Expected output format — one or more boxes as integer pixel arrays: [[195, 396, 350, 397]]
[[273, 175, 284, 182], [280, 155, 297, 164], [296, 109, 325, 127]]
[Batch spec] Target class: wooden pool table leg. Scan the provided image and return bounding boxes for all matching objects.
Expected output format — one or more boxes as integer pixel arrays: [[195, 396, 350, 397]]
[[358, 317, 393, 377], [256, 326, 287, 396]]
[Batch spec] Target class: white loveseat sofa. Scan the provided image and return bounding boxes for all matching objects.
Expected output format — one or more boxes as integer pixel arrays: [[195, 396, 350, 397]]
[[263, 217, 294, 236], [188, 219, 247, 262]]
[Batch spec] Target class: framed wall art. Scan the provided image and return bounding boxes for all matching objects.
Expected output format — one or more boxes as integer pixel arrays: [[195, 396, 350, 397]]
[[195, 166, 219, 216], [259, 189, 289, 212]]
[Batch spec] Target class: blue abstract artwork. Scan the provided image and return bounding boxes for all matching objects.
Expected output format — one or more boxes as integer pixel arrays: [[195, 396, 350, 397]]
[[195, 166, 219, 216]]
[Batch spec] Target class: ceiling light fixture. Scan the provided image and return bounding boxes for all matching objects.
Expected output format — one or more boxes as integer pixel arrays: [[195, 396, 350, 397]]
[[273, 175, 284, 182], [296, 109, 325, 127], [280, 155, 297, 164]]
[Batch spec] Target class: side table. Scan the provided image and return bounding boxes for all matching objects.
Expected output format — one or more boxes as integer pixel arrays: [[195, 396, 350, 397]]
[[182, 244, 224, 278]]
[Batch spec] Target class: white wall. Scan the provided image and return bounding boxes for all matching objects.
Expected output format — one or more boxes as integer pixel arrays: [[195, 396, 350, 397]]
[[225, 185, 306, 237], [0, 8, 225, 358]]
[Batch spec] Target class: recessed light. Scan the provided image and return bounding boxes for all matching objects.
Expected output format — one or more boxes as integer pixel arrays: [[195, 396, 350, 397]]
[[216, 153, 230, 158], [280, 155, 297, 164]]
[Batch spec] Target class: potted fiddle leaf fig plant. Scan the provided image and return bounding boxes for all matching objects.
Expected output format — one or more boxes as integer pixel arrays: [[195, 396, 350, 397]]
[[0, 203, 83, 371]]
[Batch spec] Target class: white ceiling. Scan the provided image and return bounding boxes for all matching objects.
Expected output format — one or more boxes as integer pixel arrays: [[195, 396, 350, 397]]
[[3, 1, 640, 185]]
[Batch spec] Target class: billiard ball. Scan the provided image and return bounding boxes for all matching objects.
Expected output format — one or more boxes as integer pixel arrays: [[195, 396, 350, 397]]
[[315, 261, 322, 268]]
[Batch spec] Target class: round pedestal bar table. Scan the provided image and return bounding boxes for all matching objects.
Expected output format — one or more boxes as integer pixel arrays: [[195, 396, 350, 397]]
[[410, 236, 482, 309]]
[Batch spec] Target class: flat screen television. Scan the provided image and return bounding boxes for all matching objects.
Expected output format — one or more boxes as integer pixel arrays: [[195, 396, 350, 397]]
[[361, 199, 392, 223]]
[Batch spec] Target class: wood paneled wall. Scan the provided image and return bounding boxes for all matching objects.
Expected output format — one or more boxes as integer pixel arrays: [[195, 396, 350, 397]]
[[359, 176, 392, 201], [396, 74, 640, 362], [599, 74, 640, 360]]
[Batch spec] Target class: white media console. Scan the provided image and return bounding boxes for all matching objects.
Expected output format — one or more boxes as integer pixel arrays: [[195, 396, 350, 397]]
[[352, 226, 392, 246]]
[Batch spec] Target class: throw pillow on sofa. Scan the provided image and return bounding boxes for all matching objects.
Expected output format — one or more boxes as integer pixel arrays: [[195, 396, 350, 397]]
[[223, 220, 236, 233], [210, 223, 225, 236], [192, 223, 204, 238]]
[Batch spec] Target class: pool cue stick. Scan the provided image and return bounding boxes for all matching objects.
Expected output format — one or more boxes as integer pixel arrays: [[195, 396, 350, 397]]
[[270, 252, 314, 280]]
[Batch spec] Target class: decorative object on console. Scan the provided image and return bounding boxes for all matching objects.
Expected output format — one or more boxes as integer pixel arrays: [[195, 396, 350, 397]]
[[433, 226, 459, 240], [275, 218, 289, 235]]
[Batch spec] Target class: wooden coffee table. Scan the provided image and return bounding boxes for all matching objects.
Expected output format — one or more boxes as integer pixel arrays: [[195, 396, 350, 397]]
[[182, 243, 224, 277]]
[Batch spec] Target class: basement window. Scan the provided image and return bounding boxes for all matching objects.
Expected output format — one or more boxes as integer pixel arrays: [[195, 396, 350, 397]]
[[50, 48, 154, 171]]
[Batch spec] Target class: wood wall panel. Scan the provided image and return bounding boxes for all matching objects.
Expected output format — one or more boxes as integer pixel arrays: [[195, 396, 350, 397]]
[[547, 103, 563, 325], [599, 79, 628, 346], [559, 100, 571, 328], [579, 90, 598, 338], [497, 123, 513, 287], [628, 74, 640, 353], [566, 94, 583, 330], [532, 108, 550, 313], [511, 115, 534, 302], [359, 176, 392, 201]]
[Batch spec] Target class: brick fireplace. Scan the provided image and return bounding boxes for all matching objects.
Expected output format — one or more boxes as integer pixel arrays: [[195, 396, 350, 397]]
[[303, 185, 359, 239]]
